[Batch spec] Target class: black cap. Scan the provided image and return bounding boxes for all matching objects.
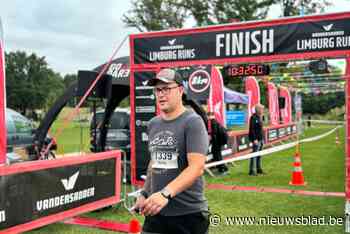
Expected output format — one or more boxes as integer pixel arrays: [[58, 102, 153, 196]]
[[148, 68, 183, 86]]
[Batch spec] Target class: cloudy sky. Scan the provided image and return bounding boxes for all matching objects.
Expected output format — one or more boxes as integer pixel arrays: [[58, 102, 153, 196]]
[[0, 0, 350, 76]]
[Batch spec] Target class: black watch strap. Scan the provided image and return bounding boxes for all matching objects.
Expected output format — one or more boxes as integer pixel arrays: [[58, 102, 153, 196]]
[[140, 190, 148, 198]]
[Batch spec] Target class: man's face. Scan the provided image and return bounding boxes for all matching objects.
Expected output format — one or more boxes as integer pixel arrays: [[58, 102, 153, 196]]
[[256, 106, 264, 116], [154, 81, 183, 113]]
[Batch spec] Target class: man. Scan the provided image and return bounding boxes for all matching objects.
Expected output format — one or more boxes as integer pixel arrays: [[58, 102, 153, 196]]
[[248, 104, 265, 176], [208, 112, 228, 174], [134, 68, 209, 234]]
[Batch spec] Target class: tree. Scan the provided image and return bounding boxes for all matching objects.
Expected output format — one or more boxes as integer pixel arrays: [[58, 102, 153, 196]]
[[281, 0, 332, 17], [122, 0, 188, 31], [5, 51, 65, 115], [123, 0, 277, 31], [213, 0, 276, 23]]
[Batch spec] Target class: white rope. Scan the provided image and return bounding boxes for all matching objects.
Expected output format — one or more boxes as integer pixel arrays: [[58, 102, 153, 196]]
[[205, 125, 342, 169], [304, 119, 345, 125]]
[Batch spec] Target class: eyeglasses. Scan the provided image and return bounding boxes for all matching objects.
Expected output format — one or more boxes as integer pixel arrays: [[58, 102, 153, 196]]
[[153, 85, 179, 95]]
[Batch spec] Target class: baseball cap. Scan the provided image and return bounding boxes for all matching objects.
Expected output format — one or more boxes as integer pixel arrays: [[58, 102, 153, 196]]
[[148, 68, 183, 86]]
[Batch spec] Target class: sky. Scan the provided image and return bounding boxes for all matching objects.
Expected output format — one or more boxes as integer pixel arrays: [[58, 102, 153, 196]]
[[0, 0, 350, 76]]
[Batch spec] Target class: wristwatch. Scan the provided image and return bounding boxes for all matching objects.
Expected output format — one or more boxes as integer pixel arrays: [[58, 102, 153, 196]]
[[140, 190, 149, 199], [160, 188, 172, 200]]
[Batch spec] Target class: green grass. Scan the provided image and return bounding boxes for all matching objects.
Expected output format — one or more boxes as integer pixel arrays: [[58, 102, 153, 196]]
[[26, 124, 346, 234]]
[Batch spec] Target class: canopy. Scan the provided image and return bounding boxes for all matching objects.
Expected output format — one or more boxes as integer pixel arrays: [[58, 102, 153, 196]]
[[224, 87, 249, 104]]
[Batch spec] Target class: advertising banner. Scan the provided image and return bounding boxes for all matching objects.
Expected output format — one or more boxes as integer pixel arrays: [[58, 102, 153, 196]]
[[268, 82, 280, 126], [208, 66, 225, 126], [245, 76, 260, 121], [133, 15, 350, 65], [0, 152, 121, 233]]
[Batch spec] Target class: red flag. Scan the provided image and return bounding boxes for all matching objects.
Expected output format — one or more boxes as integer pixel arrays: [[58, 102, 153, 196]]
[[268, 82, 280, 126], [0, 19, 6, 164], [245, 76, 260, 121], [279, 86, 292, 124], [208, 66, 225, 126]]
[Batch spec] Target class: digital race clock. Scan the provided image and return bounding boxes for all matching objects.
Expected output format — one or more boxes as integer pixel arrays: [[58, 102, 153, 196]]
[[225, 64, 270, 77]]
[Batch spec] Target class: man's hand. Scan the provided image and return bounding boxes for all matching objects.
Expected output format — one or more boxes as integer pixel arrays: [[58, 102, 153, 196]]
[[254, 140, 258, 145], [132, 195, 147, 214], [141, 192, 169, 216]]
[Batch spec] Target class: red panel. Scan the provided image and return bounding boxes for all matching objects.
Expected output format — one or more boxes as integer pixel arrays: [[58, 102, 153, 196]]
[[0, 150, 122, 233], [0, 27, 5, 165]]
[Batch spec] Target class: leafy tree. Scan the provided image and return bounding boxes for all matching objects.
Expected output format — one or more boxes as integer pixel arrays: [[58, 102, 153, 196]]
[[213, 0, 276, 23], [5, 51, 65, 115], [281, 0, 332, 17], [122, 0, 188, 31]]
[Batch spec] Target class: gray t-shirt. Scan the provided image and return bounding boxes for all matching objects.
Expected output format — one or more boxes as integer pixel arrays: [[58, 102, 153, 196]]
[[147, 110, 209, 216]]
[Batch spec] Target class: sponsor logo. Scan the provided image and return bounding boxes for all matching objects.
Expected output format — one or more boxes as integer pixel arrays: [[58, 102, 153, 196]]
[[297, 23, 350, 51], [136, 120, 149, 127], [106, 63, 130, 79], [36, 171, 95, 212], [188, 70, 211, 93], [168, 39, 176, 45], [0, 210, 5, 223], [61, 171, 79, 191], [36, 188, 95, 212], [216, 29, 274, 56], [149, 38, 196, 62], [323, 24, 333, 31], [142, 80, 149, 86], [136, 106, 156, 113], [136, 94, 155, 100]]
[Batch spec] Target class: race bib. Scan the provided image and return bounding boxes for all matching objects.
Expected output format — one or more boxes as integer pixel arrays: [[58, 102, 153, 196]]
[[151, 150, 179, 169]]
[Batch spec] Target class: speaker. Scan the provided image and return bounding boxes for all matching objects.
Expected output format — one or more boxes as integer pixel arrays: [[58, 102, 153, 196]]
[[77, 70, 112, 98], [279, 97, 286, 109]]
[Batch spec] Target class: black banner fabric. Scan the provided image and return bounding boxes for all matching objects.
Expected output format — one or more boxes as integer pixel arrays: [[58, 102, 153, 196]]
[[0, 158, 116, 230], [178, 65, 211, 101], [134, 17, 350, 64], [134, 71, 157, 179]]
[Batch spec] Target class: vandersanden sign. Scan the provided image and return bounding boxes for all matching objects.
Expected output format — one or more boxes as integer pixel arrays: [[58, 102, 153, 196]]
[[133, 17, 350, 64]]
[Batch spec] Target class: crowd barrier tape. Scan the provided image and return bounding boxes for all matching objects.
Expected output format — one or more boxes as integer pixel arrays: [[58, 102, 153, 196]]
[[303, 119, 345, 125], [205, 125, 342, 169]]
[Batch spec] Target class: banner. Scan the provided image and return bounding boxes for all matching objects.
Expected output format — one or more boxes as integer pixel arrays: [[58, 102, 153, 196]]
[[182, 65, 211, 101], [133, 71, 156, 182], [0, 152, 121, 233], [208, 66, 225, 126], [132, 14, 350, 65], [245, 76, 260, 121], [279, 86, 292, 124], [268, 82, 280, 126], [0, 18, 6, 164]]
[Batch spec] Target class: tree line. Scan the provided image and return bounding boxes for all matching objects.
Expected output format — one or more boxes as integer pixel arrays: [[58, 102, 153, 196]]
[[5, 51, 77, 119]]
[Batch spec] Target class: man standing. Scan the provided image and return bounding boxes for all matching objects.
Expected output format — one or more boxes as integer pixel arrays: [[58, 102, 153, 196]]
[[134, 68, 209, 234], [248, 104, 265, 176], [208, 112, 228, 174]]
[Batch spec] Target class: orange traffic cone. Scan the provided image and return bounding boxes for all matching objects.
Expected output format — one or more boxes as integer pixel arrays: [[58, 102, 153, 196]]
[[289, 151, 307, 186], [129, 218, 141, 234]]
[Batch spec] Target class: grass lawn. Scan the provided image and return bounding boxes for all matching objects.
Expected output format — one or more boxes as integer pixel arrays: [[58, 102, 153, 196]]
[[27, 124, 346, 234]]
